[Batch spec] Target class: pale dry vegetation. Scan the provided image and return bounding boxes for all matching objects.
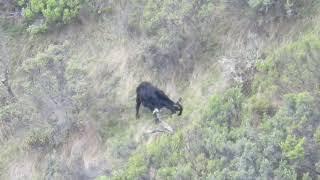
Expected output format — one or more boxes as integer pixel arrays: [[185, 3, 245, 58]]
[[1, 0, 320, 179]]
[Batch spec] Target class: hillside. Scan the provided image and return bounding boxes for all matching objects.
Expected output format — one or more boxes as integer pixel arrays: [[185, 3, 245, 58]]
[[1, 0, 320, 179]]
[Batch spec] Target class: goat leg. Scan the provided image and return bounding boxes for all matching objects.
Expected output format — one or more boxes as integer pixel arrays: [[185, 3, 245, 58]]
[[153, 108, 160, 123]]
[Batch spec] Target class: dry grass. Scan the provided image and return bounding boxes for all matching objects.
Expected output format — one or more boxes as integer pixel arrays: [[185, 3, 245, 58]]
[[2, 2, 320, 178]]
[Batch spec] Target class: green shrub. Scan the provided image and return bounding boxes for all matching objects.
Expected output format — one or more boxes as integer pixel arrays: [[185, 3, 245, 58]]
[[248, 94, 274, 116], [205, 87, 244, 129], [274, 160, 297, 179], [112, 131, 187, 179], [254, 32, 320, 97], [95, 176, 110, 180], [17, 0, 83, 33], [280, 135, 305, 161], [114, 153, 148, 180], [114, 84, 319, 179], [284, 92, 314, 120], [156, 167, 177, 179], [130, 0, 217, 53]]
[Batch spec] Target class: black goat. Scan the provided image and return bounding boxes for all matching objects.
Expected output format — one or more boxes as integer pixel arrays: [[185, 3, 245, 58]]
[[136, 82, 183, 122]]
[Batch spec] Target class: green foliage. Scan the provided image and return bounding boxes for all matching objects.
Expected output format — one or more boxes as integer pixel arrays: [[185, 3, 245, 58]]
[[128, 0, 217, 55], [113, 131, 189, 179], [247, 92, 276, 125], [274, 160, 297, 180], [254, 33, 320, 96], [142, 0, 200, 33], [114, 153, 148, 180], [147, 132, 185, 167], [95, 176, 110, 180], [157, 163, 194, 179], [284, 92, 314, 121], [248, 32, 320, 178], [280, 135, 305, 160], [205, 87, 244, 128], [17, 0, 83, 33], [109, 133, 136, 159], [114, 41, 320, 178]]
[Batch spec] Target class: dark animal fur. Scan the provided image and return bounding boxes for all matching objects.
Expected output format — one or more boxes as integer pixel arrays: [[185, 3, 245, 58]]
[[136, 82, 183, 121]]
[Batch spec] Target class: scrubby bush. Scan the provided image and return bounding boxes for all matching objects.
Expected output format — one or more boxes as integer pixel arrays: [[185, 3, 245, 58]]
[[254, 33, 320, 96], [140, 0, 216, 49], [280, 135, 305, 161], [16, 0, 83, 33], [249, 31, 320, 178], [205, 87, 244, 129], [113, 153, 148, 180], [247, 0, 301, 17], [113, 36, 320, 178], [248, 94, 275, 122]]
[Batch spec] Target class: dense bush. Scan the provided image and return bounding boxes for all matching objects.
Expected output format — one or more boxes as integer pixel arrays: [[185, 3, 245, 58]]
[[254, 33, 320, 98], [247, 32, 320, 178], [16, 0, 83, 33], [112, 31, 320, 179], [114, 88, 319, 179]]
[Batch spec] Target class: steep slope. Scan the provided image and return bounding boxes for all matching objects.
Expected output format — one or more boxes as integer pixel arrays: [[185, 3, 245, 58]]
[[1, 1, 320, 179]]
